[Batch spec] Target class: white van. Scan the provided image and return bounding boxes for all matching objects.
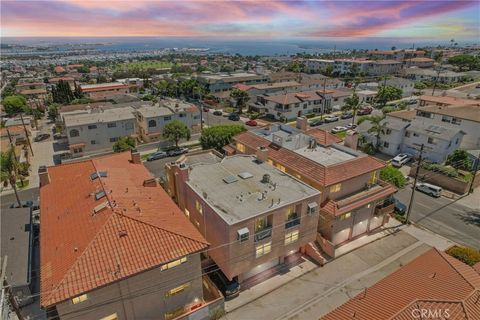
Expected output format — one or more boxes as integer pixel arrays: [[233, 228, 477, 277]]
[[415, 183, 442, 197], [391, 154, 411, 167]]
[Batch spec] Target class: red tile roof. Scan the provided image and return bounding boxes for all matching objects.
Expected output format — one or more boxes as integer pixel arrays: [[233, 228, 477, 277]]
[[321, 180, 397, 216], [54, 66, 65, 73], [233, 83, 252, 91], [321, 248, 480, 320], [40, 152, 208, 307], [305, 128, 343, 145], [234, 131, 385, 186]]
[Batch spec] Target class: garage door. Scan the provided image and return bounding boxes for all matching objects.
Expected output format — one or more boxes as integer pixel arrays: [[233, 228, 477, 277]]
[[351, 217, 369, 238], [242, 258, 280, 280], [333, 227, 351, 245], [369, 215, 384, 231]]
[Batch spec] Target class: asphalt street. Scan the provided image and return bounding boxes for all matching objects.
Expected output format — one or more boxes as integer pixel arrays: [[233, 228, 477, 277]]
[[395, 187, 480, 249]]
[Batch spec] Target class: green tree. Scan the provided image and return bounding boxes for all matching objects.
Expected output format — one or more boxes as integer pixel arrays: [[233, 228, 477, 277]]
[[52, 80, 75, 104], [47, 103, 60, 121], [163, 120, 191, 147], [77, 66, 90, 73], [322, 65, 334, 77], [375, 85, 403, 108], [342, 91, 362, 125], [2, 95, 28, 115], [414, 81, 427, 90], [367, 115, 387, 149], [432, 51, 444, 63], [446, 149, 472, 171], [286, 61, 304, 73], [200, 124, 246, 151], [230, 88, 250, 114], [112, 136, 136, 153], [380, 165, 406, 188], [447, 54, 480, 71], [0, 146, 22, 207]]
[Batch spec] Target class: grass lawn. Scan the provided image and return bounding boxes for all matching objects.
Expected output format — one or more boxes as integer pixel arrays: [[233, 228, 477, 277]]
[[16, 180, 29, 189], [334, 131, 347, 139], [114, 61, 173, 71]]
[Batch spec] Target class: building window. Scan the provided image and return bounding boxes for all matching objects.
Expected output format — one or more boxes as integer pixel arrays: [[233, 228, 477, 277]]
[[456, 138, 459, 145], [184, 208, 190, 217], [148, 119, 157, 127], [276, 164, 286, 172], [91, 140, 96, 145], [339, 212, 351, 221], [404, 131, 411, 137], [164, 116, 172, 121], [383, 141, 389, 148], [330, 183, 341, 193], [88, 125, 97, 130], [165, 283, 190, 298], [285, 230, 299, 245], [195, 200, 203, 215], [125, 122, 134, 130], [72, 294, 88, 304], [452, 118, 462, 125], [267, 159, 274, 166], [69, 129, 79, 137], [165, 307, 185, 320], [255, 242, 272, 258], [107, 122, 117, 128], [236, 143, 246, 153], [413, 132, 419, 137], [110, 137, 119, 143], [100, 314, 118, 320], [369, 171, 377, 184], [161, 257, 187, 271]]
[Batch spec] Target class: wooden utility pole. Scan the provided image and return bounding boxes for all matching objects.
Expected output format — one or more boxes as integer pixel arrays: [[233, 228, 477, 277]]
[[405, 144, 424, 224], [19, 113, 33, 156], [468, 154, 480, 194]]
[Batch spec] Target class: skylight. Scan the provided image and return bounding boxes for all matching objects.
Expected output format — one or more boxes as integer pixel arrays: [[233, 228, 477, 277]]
[[95, 191, 106, 200], [90, 172, 99, 180]]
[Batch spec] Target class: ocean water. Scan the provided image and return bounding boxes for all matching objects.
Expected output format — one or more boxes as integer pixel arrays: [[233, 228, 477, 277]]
[[1, 37, 443, 56]]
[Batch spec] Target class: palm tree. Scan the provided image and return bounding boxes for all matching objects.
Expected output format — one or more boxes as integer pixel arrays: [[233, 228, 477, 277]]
[[230, 89, 250, 114], [367, 115, 387, 150], [1, 146, 22, 207], [342, 90, 363, 125]]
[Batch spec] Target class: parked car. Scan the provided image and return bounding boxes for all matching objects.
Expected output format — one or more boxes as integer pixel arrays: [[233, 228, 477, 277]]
[[393, 197, 407, 215], [146, 151, 168, 161], [357, 107, 372, 115], [309, 118, 324, 127], [391, 154, 411, 167], [167, 147, 189, 157], [202, 107, 209, 112], [34, 133, 50, 142], [205, 265, 240, 300], [10, 200, 34, 209], [341, 111, 353, 119], [246, 120, 257, 126], [53, 132, 63, 140], [213, 110, 223, 116], [415, 183, 442, 198], [346, 123, 357, 129], [408, 99, 418, 105], [331, 126, 347, 133], [228, 113, 240, 121], [324, 115, 339, 123]]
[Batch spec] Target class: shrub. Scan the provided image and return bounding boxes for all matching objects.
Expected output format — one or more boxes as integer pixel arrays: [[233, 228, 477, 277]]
[[112, 136, 136, 153], [380, 165, 406, 188], [446, 246, 480, 266], [362, 142, 377, 155], [421, 162, 458, 178], [446, 149, 473, 171]]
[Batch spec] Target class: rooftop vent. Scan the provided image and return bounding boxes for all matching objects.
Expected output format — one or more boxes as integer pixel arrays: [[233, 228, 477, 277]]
[[90, 172, 99, 180], [261, 174, 271, 184], [92, 201, 109, 214], [223, 175, 238, 184], [238, 172, 253, 179], [99, 171, 108, 177], [95, 190, 106, 200]]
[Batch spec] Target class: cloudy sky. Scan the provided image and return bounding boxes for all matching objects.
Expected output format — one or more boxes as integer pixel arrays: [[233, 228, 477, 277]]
[[2, 0, 479, 40]]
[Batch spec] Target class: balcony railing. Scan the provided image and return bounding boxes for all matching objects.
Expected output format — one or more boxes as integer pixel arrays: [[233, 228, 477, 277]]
[[255, 226, 272, 242], [285, 214, 301, 229]]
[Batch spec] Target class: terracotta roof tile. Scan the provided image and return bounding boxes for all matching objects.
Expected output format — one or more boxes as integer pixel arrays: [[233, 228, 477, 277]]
[[321, 249, 480, 320], [40, 152, 208, 307], [234, 131, 385, 186], [305, 128, 343, 146]]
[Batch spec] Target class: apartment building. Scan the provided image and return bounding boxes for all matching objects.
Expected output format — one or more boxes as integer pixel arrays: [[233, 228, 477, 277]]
[[403, 67, 466, 83], [253, 90, 331, 121], [195, 72, 269, 93], [80, 82, 130, 100], [305, 59, 402, 76], [62, 106, 136, 156], [225, 124, 396, 257], [39, 151, 220, 320], [358, 77, 415, 97], [367, 49, 426, 61], [406, 57, 435, 68], [135, 98, 201, 142], [166, 153, 321, 282]]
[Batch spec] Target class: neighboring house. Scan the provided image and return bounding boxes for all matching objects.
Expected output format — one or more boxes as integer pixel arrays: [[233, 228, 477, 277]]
[[1, 207, 34, 307], [195, 72, 269, 93], [116, 78, 146, 93], [327, 88, 353, 111], [305, 59, 402, 76], [367, 49, 426, 61], [48, 76, 76, 88], [268, 71, 299, 83], [15, 81, 46, 91], [80, 82, 130, 100], [226, 124, 396, 258], [166, 153, 321, 282], [418, 95, 480, 107], [253, 90, 331, 120], [406, 57, 435, 68], [359, 77, 415, 97], [62, 106, 137, 156], [135, 98, 201, 142], [356, 90, 377, 104], [403, 67, 466, 83], [322, 248, 480, 320], [38, 152, 221, 320]]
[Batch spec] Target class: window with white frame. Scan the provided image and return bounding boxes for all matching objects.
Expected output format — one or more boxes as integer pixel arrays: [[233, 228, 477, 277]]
[[255, 242, 271, 258], [285, 230, 299, 245]]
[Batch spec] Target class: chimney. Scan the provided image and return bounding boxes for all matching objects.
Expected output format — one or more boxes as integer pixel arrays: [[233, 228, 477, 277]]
[[143, 178, 158, 187], [131, 149, 141, 164], [256, 146, 269, 163], [296, 116, 308, 131], [39, 165, 50, 187], [344, 130, 359, 150]]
